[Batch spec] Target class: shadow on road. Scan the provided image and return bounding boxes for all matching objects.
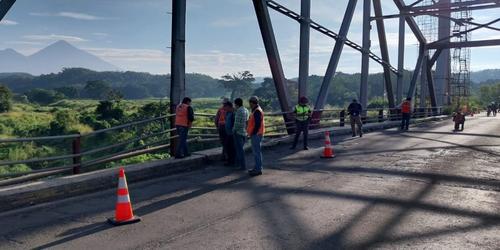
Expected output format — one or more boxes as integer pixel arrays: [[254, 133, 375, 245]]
[[5, 117, 499, 249]]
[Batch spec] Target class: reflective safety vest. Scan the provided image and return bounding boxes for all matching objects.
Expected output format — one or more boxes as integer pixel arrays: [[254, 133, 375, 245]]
[[217, 108, 226, 126], [175, 103, 191, 127], [295, 105, 311, 121], [247, 107, 265, 135], [401, 101, 411, 114]]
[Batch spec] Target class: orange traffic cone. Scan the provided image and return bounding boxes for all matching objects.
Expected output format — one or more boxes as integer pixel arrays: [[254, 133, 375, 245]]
[[108, 168, 141, 226], [320, 131, 336, 158]]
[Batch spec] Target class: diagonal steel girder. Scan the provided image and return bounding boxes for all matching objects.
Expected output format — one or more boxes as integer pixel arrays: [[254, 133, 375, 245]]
[[0, 0, 16, 21], [425, 54, 438, 109], [266, 0, 399, 75], [373, 0, 396, 108], [392, 0, 427, 44], [314, 0, 358, 111], [407, 45, 425, 100], [252, 0, 293, 132], [429, 18, 500, 46]]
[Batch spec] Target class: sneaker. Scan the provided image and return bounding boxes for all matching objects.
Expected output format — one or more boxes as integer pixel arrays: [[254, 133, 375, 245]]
[[303, 146, 309, 150], [359, 133, 363, 138], [248, 169, 262, 176]]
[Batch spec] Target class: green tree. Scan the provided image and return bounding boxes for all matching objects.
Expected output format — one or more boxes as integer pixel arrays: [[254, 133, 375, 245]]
[[49, 110, 79, 135], [54, 86, 80, 99], [219, 71, 255, 100], [253, 78, 298, 111], [138, 102, 169, 118], [106, 89, 124, 102], [118, 84, 150, 99], [0, 84, 13, 113], [478, 83, 500, 105], [95, 100, 124, 121], [25, 88, 64, 105], [367, 97, 389, 109], [82, 80, 112, 100]]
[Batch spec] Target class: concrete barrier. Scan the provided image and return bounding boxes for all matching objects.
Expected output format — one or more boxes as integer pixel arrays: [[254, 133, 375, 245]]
[[0, 115, 450, 213]]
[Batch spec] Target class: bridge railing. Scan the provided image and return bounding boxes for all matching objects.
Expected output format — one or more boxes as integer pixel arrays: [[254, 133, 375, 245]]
[[0, 106, 445, 185]]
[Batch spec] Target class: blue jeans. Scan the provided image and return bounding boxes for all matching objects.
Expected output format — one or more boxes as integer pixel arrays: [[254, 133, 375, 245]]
[[251, 134, 263, 171], [175, 126, 189, 157], [234, 134, 246, 169]]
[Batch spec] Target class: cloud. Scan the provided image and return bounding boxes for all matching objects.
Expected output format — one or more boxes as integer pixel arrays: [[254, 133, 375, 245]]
[[58, 12, 105, 20], [84, 48, 169, 62], [24, 34, 88, 42], [4, 41, 43, 45], [29, 12, 114, 21], [0, 20, 18, 26], [83, 47, 271, 77]]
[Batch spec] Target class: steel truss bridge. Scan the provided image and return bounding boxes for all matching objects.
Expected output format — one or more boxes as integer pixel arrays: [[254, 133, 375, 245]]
[[0, 0, 499, 183], [2, 0, 500, 131]]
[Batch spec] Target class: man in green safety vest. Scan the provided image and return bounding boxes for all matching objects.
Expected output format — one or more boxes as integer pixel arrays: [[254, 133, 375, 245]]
[[291, 96, 312, 150]]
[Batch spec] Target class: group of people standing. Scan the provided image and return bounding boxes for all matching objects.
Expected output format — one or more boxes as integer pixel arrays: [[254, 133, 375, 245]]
[[487, 102, 498, 117], [213, 96, 265, 177], [174, 95, 420, 176]]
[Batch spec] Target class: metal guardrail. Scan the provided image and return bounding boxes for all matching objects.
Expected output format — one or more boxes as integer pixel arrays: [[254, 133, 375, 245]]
[[0, 107, 445, 184]]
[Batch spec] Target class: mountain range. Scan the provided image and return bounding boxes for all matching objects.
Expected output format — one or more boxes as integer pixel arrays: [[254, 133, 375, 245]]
[[0, 40, 119, 75]]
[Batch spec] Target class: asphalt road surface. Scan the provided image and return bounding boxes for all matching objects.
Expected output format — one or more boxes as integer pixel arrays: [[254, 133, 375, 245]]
[[1, 115, 499, 250]]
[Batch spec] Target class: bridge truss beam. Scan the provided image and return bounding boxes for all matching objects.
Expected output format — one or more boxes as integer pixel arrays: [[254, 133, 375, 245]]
[[252, 0, 294, 132], [0, 0, 16, 21]]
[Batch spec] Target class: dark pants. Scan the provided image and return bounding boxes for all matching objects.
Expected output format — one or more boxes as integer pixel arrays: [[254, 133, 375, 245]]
[[218, 125, 227, 160], [292, 120, 309, 148], [350, 115, 362, 136], [401, 113, 411, 130], [234, 134, 246, 169], [454, 122, 464, 131], [175, 125, 189, 157], [224, 134, 236, 164]]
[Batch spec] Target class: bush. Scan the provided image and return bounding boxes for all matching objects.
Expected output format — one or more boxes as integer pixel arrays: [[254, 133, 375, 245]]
[[367, 97, 388, 109], [26, 88, 64, 105], [0, 84, 13, 113], [95, 100, 125, 121]]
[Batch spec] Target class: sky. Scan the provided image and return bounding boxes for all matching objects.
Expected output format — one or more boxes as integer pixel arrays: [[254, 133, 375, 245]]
[[0, 0, 499, 78]]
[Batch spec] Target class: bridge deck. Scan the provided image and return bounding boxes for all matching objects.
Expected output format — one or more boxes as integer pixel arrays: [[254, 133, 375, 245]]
[[0, 115, 499, 249]]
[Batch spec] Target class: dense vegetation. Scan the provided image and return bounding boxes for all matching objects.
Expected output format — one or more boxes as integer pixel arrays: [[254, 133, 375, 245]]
[[0, 98, 222, 176], [0, 68, 223, 99]]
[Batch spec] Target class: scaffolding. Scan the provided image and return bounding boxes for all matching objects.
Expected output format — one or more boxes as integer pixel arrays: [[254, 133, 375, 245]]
[[450, 0, 472, 103], [416, 0, 439, 107], [417, 0, 472, 107]]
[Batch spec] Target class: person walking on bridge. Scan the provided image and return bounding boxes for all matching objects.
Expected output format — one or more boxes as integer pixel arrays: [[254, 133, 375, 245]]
[[400, 97, 412, 131], [175, 97, 194, 159], [247, 96, 265, 177], [291, 96, 312, 150], [233, 98, 248, 170], [215, 97, 229, 161], [347, 99, 363, 137], [453, 109, 465, 131]]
